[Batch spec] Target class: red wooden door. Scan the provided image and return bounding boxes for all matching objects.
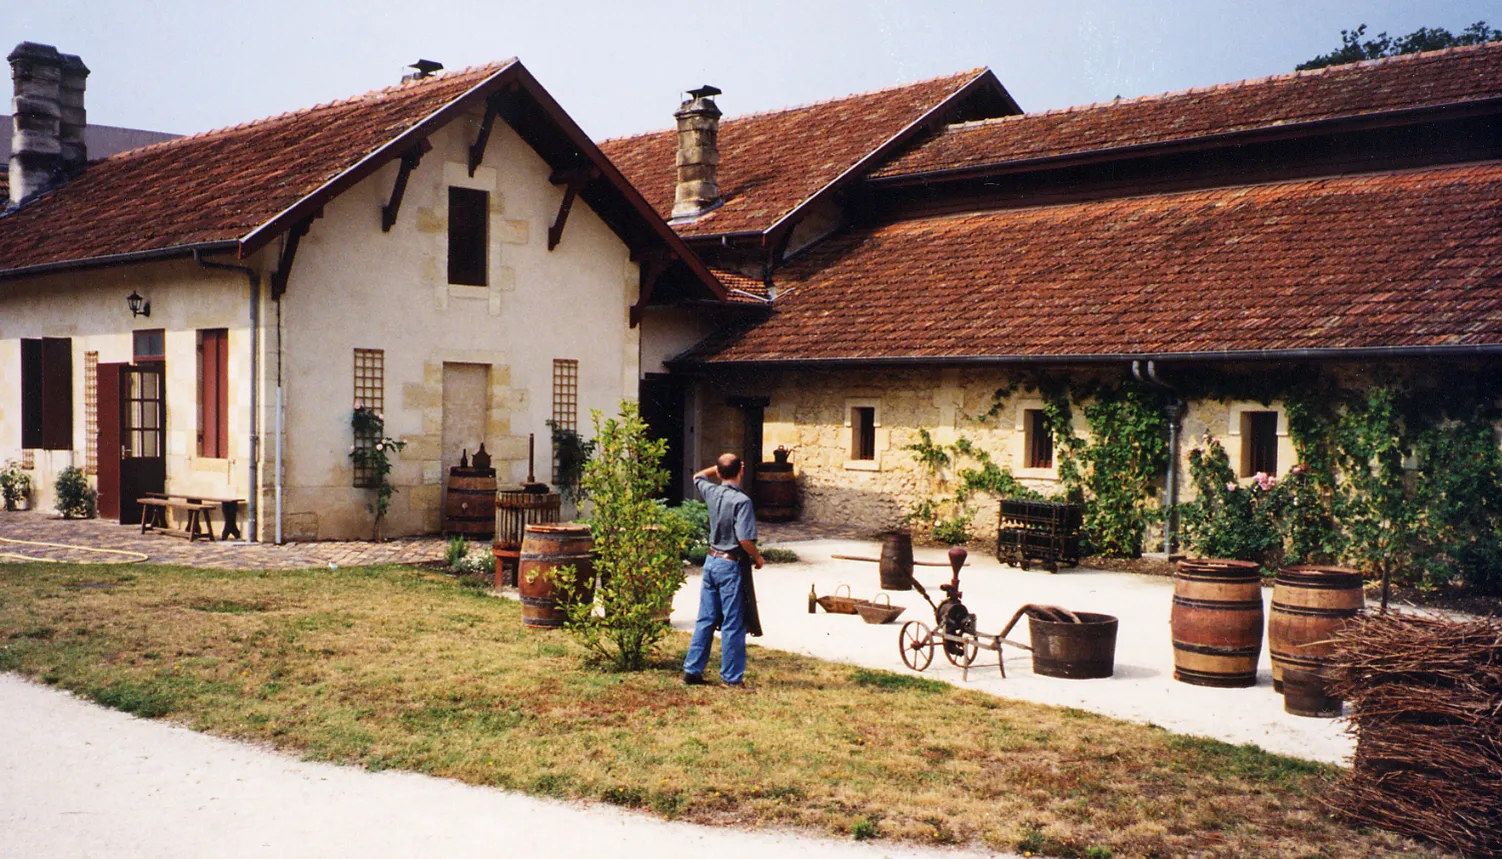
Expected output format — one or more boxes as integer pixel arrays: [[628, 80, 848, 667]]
[[96, 363, 123, 520]]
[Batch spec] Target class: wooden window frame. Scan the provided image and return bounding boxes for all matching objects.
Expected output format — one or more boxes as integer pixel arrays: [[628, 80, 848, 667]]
[[447, 187, 489, 286], [851, 406, 877, 461], [1241, 410, 1280, 477], [197, 329, 230, 458], [1024, 408, 1054, 469], [132, 328, 165, 362]]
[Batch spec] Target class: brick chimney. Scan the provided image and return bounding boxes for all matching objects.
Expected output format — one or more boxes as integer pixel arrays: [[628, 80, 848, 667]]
[[671, 85, 722, 221], [58, 52, 89, 175], [7, 42, 64, 208]]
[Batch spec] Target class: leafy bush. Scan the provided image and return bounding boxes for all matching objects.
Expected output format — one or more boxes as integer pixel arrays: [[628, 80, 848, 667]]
[[0, 460, 32, 511], [53, 466, 95, 519], [547, 421, 596, 504], [445, 535, 469, 571], [348, 407, 406, 539], [661, 499, 709, 560], [550, 401, 691, 670], [762, 547, 800, 564], [904, 429, 1036, 544], [1178, 436, 1283, 568]]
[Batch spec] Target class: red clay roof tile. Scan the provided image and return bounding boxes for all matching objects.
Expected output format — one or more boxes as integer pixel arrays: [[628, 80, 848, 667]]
[[0, 63, 512, 273], [599, 70, 993, 238], [874, 44, 1502, 178], [686, 162, 1502, 363]]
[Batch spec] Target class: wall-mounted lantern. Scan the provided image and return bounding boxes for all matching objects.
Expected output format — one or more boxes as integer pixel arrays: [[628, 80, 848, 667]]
[[126, 290, 150, 318]]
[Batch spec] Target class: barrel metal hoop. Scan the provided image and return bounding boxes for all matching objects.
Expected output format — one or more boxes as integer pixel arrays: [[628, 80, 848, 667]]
[[1269, 601, 1362, 618], [1172, 596, 1264, 611], [1172, 641, 1262, 658]]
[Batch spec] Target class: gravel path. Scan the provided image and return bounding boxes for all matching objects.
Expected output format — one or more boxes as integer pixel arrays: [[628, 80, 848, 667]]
[[0, 675, 1013, 859]]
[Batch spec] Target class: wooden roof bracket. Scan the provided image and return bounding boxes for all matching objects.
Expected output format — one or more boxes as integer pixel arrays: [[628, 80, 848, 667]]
[[629, 250, 675, 327], [468, 93, 502, 176], [762, 226, 794, 294], [380, 139, 431, 233], [547, 166, 599, 251], [270, 215, 315, 300]]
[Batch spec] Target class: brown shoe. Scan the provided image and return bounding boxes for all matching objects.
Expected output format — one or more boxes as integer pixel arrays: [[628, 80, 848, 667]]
[[682, 673, 707, 686]]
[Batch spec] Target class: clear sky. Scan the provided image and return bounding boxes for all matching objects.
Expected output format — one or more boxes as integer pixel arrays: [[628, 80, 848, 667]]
[[9, 1, 1498, 140]]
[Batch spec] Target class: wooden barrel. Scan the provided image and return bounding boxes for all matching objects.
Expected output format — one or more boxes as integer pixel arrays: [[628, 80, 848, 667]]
[[444, 471, 497, 538], [1269, 565, 1364, 692], [754, 462, 797, 522], [1171, 559, 1265, 688], [1282, 668, 1343, 718], [494, 489, 562, 550], [517, 524, 594, 630], [1029, 611, 1118, 679], [879, 530, 914, 591]]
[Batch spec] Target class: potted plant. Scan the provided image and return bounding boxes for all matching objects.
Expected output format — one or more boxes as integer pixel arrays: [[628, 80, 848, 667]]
[[0, 460, 32, 511], [54, 466, 95, 519]]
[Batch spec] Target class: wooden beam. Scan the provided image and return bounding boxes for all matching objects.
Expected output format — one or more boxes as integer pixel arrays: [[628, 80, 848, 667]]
[[629, 251, 674, 327], [270, 216, 314, 300], [380, 140, 429, 232], [546, 166, 599, 251], [468, 94, 501, 176]]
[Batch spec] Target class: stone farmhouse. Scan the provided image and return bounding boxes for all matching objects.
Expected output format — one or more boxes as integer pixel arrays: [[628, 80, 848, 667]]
[[0, 43, 727, 540], [604, 44, 1502, 544]]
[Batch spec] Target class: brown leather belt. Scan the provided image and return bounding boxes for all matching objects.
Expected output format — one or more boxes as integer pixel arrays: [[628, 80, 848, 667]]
[[707, 548, 745, 561]]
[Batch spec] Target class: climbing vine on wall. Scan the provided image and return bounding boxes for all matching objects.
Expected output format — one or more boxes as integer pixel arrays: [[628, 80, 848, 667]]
[[904, 429, 1038, 545]]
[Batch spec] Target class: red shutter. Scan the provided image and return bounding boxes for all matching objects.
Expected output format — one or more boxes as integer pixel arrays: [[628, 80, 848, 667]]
[[215, 331, 229, 458], [20, 339, 42, 449], [41, 338, 73, 450], [198, 330, 230, 458]]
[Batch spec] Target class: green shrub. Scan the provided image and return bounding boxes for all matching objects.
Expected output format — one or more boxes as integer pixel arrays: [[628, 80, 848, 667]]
[[661, 499, 709, 560], [444, 535, 469, 571], [761, 547, 799, 564], [53, 466, 95, 519], [1178, 436, 1283, 568], [550, 401, 691, 670]]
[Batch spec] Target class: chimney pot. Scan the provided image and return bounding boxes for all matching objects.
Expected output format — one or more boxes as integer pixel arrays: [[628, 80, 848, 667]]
[[671, 85, 722, 221], [8, 41, 65, 208]]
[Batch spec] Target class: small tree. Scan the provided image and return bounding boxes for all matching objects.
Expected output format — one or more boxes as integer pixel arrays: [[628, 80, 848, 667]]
[[1298, 21, 1500, 70], [550, 401, 691, 670]]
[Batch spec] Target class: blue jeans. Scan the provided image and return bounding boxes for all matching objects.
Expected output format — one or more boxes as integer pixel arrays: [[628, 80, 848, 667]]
[[683, 556, 746, 683]]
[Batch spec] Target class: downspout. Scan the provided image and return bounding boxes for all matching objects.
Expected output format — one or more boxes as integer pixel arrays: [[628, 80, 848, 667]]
[[1133, 359, 1183, 555], [195, 250, 260, 542], [276, 297, 284, 544]]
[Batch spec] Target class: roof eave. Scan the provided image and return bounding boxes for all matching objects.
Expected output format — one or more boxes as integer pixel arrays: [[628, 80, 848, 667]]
[[672, 343, 1502, 370], [870, 94, 1502, 188], [0, 240, 240, 282]]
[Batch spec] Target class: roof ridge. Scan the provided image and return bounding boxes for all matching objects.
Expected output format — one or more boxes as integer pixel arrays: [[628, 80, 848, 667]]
[[930, 41, 1502, 133], [94, 61, 514, 164], [599, 67, 988, 144]]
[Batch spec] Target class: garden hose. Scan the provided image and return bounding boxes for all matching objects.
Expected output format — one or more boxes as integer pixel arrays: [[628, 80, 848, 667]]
[[0, 537, 148, 564]]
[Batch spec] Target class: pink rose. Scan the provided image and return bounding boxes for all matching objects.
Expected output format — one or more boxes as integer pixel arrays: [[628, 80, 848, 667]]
[[1226, 481, 1239, 492]]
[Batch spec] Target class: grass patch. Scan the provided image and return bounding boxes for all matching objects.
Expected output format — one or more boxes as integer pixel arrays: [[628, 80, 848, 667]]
[[0, 561, 1444, 859], [761, 547, 799, 564]]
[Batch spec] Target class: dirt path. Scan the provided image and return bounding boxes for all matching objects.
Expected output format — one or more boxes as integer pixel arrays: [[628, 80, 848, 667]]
[[0, 675, 1013, 859]]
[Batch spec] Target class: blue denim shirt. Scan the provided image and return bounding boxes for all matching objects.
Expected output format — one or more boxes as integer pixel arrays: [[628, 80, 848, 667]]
[[694, 476, 758, 552]]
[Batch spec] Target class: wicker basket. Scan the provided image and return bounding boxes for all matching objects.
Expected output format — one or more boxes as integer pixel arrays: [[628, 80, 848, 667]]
[[816, 584, 866, 615], [856, 592, 906, 625]]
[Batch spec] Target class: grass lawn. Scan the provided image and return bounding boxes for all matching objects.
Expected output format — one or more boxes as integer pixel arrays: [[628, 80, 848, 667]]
[[0, 562, 1446, 858]]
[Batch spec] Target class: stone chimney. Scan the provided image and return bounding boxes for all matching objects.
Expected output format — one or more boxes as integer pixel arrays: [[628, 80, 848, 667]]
[[7, 42, 64, 208], [58, 52, 89, 174], [671, 85, 722, 221]]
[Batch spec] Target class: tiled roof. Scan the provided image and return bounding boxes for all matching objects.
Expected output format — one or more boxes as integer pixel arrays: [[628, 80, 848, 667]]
[[0, 63, 512, 273], [708, 266, 772, 303], [599, 69, 995, 238], [685, 163, 1502, 364], [874, 43, 1502, 179]]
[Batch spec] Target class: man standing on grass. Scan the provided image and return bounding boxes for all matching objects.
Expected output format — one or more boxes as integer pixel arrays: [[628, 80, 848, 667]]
[[683, 453, 764, 688]]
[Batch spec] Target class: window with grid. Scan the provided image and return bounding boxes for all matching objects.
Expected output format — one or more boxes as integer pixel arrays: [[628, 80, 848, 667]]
[[352, 348, 385, 488], [84, 352, 98, 474], [551, 359, 579, 482]]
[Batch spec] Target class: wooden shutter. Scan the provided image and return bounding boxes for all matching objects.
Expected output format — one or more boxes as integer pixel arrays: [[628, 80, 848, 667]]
[[198, 329, 230, 458], [20, 339, 42, 449], [41, 337, 73, 450]]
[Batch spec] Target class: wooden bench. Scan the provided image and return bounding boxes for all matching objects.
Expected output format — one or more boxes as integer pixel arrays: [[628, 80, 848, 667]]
[[139, 498, 220, 542], [140, 493, 246, 541]]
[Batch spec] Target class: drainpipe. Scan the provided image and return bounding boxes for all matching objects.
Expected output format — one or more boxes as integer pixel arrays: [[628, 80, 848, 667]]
[[1133, 359, 1183, 555], [195, 250, 260, 542], [275, 298, 284, 545]]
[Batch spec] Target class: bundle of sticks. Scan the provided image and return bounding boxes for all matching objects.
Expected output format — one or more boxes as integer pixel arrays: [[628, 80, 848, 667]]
[[1325, 612, 1502, 857]]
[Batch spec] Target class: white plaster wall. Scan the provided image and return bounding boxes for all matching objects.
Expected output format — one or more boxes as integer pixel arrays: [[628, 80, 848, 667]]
[[0, 259, 256, 515], [639, 307, 715, 376], [276, 109, 642, 540]]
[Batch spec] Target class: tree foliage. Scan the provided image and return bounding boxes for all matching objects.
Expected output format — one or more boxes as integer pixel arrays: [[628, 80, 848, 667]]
[[1297, 21, 1500, 70]]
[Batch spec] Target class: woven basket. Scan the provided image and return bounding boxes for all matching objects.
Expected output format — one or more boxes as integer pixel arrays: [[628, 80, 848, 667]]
[[856, 592, 906, 625]]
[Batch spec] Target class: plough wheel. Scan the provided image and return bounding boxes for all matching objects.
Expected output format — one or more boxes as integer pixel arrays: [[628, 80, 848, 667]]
[[898, 620, 934, 672]]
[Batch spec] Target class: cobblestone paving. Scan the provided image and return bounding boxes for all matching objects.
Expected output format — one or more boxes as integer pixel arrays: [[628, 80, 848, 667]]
[[0, 509, 864, 571], [0, 509, 446, 570]]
